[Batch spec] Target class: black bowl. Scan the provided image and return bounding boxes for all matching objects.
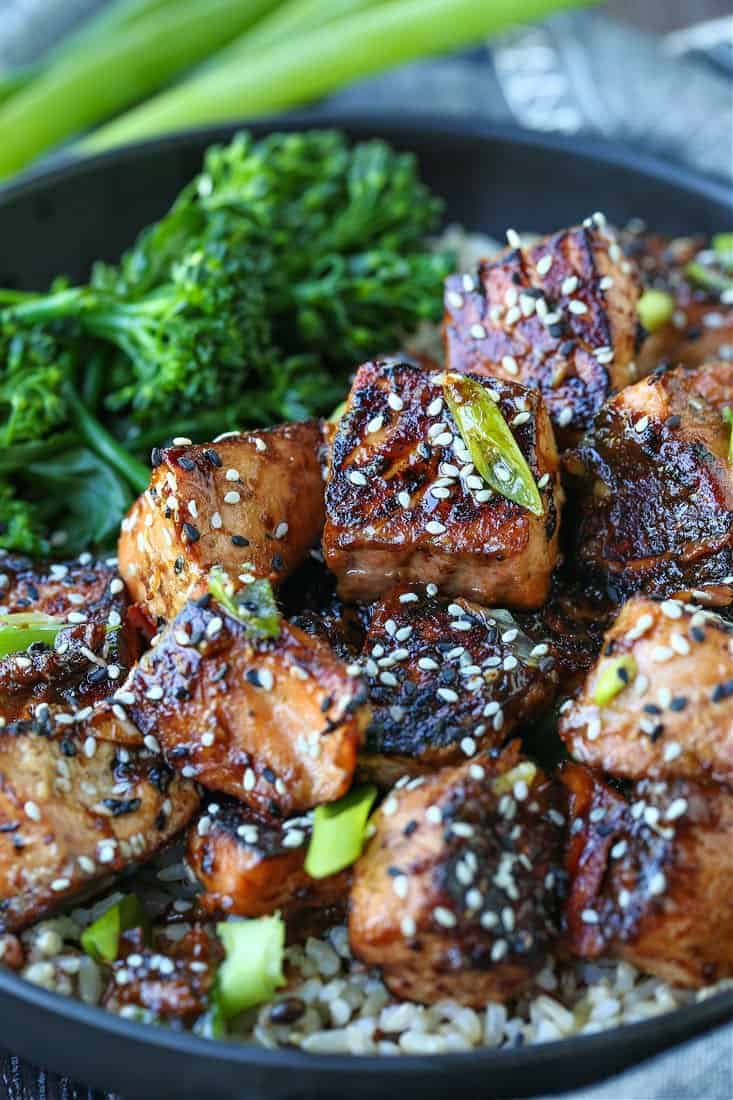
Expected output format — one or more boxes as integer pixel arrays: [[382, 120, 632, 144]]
[[0, 116, 731, 1100]]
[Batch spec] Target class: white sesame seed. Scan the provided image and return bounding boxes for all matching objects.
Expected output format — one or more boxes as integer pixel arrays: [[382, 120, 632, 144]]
[[109, 578, 124, 595], [581, 909, 599, 924], [387, 393, 404, 412], [51, 878, 70, 893], [433, 906, 457, 928], [663, 742, 682, 762], [505, 306, 521, 326], [536, 254, 553, 276], [211, 512, 222, 529], [460, 737, 476, 756], [425, 805, 442, 825], [648, 871, 667, 896], [665, 798, 688, 821], [634, 416, 650, 433], [223, 491, 241, 505], [418, 657, 439, 671], [446, 291, 464, 310], [382, 797, 398, 817], [426, 520, 447, 535], [660, 600, 683, 619], [145, 685, 164, 701], [172, 437, 192, 445], [274, 522, 289, 540], [24, 801, 41, 822], [501, 355, 519, 376], [462, 274, 475, 293], [401, 916, 416, 937], [225, 468, 240, 481], [427, 397, 444, 417], [244, 768, 256, 791], [561, 275, 579, 295], [437, 687, 459, 703], [506, 228, 521, 248], [348, 471, 367, 486], [557, 407, 574, 427], [366, 415, 384, 434], [568, 300, 588, 315], [83, 736, 96, 758], [392, 876, 409, 899], [144, 734, 160, 753]]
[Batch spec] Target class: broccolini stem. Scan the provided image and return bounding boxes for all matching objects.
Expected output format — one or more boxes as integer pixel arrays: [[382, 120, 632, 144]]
[[63, 383, 149, 494]]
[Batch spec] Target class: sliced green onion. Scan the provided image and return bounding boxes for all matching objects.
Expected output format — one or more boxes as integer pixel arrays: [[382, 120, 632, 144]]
[[442, 373, 543, 516], [328, 400, 347, 423], [492, 761, 537, 797], [216, 914, 285, 1019], [0, 611, 63, 658], [593, 655, 637, 707], [713, 233, 733, 271], [81, 894, 148, 962], [638, 289, 674, 333], [304, 784, 377, 879], [685, 261, 733, 296], [208, 568, 280, 640], [723, 408, 733, 461]]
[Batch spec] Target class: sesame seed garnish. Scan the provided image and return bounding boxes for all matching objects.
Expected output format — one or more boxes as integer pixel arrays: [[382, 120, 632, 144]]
[[581, 909, 599, 924], [274, 522, 289, 540], [505, 306, 521, 326], [145, 685, 165, 701], [225, 468, 240, 481], [501, 355, 519, 376], [24, 801, 41, 821], [223, 491, 240, 505], [243, 768, 256, 791], [648, 871, 667, 896], [561, 275, 578, 295], [400, 916, 416, 937], [446, 291, 464, 310], [663, 742, 682, 762], [568, 300, 587, 315], [433, 906, 457, 928], [557, 407, 573, 428], [172, 437, 192, 445], [144, 734, 161, 753], [51, 878, 71, 893], [382, 797, 398, 817], [392, 875, 409, 899], [427, 397, 443, 416], [536, 254, 553, 276], [387, 393, 403, 412], [506, 228, 521, 248], [366, 414, 384, 434], [661, 601, 683, 619], [426, 520, 446, 535], [462, 274, 475, 293], [211, 511, 222, 529]]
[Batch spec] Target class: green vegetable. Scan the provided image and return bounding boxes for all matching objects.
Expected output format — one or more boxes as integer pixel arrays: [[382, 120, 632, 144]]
[[85, 0, 591, 151], [81, 894, 148, 962], [0, 612, 63, 658], [216, 915, 285, 1019], [209, 569, 281, 639], [0, 0, 282, 180], [0, 129, 448, 555], [593, 655, 637, 707], [443, 373, 543, 516], [304, 784, 378, 879], [723, 407, 733, 461], [638, 289, 674, 333], [686, 261, 733, 297], [713, 233, 733, 271]]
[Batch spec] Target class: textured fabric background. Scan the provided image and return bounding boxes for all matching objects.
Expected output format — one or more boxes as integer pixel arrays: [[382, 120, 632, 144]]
[[0, 3, 732, 1097]]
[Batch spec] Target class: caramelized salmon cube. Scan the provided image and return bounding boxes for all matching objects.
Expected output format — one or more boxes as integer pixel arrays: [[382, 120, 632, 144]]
[[118, 421, 326, 623], [562, 763, 733, 988], [567, 364, 733, 602], [559, 595, 733, 785], [356, 584, 557, 787], [348, 746, 565, 1006], [443, 219, 639, 443], [113, 595, 370, 819], [187, 799, 348, 920], [0, 705, 198, 931], [323, 359, 562, 608]]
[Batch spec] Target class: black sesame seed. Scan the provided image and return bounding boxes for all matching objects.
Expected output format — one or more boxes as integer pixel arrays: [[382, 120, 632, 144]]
[[403, 820, 418, 837], [177, 456, 195, 471], [666, 415, 682, 429], [649, 723, 665, 742], [643, 703, 662, 715], [712, 679, 733, 703], [321, 695, 333, 713], [174, 557, 184, 575], [669, 696, 688, 712], [231, 535, 250, 547], [271, 554, 284, 572], [102, 797, 142, 817], [559, 340, 576, 357], [387, 866, 402, 877], [691, 626, 706, 643], [151, 447, 163, 468], [204, 448, 222, 467], [245, 669, 261, 687], [268, 998, 305, 1025], [262, 767, 277, 784], [60, 739, 77, 757], [183, 523, 200, 543]]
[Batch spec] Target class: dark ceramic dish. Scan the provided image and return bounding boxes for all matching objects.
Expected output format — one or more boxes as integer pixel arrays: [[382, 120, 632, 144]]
[[0, 116, 731, 1100]]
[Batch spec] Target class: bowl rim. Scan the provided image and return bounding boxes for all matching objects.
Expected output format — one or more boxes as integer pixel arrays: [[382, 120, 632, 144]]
[[0, 110, 731, 1078]]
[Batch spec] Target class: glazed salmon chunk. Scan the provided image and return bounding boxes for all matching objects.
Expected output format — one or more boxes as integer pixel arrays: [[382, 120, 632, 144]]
[[323, 359, 562, 608], [568, 363, 733, 602], [356, 584, 557, 787], [0, 705, 198, 931], [187, 799, 348, 920], [108, 586, 370, 818], [118, 421, 326, 624], [349, 746, 566, 1007], [443, 218, 639, 443], [562, 763, 733, 988], [559, 596, 733, 785]]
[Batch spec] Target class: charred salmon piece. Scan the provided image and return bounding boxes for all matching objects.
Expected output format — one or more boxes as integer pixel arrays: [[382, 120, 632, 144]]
[[283, 556, 366, 662], [566, 364, 733, 603], [562, 763, 733, 988], [355, 585, 557, 788], [0, 553, 126, 618], [559, 596, 733, 785], [443, 218, 639, 445], [348, 745, 566, 1007], [623, 231, 733, 375], [323, 359, 562, 609], [113, 593, 370, 819], [103, 924, 221, 1025], [187, 798, 348, 920], [516, 577, 613, 698], [0, 619, 138, 724], [118, 420, 327, 624], [0, 706, 199, 932]]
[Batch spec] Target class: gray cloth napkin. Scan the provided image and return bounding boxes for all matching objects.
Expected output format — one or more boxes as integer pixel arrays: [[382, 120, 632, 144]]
[[1, 4, 732, 1099]]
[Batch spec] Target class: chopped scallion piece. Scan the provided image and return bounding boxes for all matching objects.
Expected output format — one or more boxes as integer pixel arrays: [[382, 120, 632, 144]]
[[304, 784, 378, 879], [216, 914, 285, 1019], [723, 407, 733, 462], [0, 611, 63, 657], [685, 261, 733, 296], [638, 289, 674, 333], [328, 400, 347, 423], [80, 894, 148, 963], [713, 233, 733, 271], [593, 655, 637, 707], [442, 373, 543, 516], [208, 568, 280, 639]]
